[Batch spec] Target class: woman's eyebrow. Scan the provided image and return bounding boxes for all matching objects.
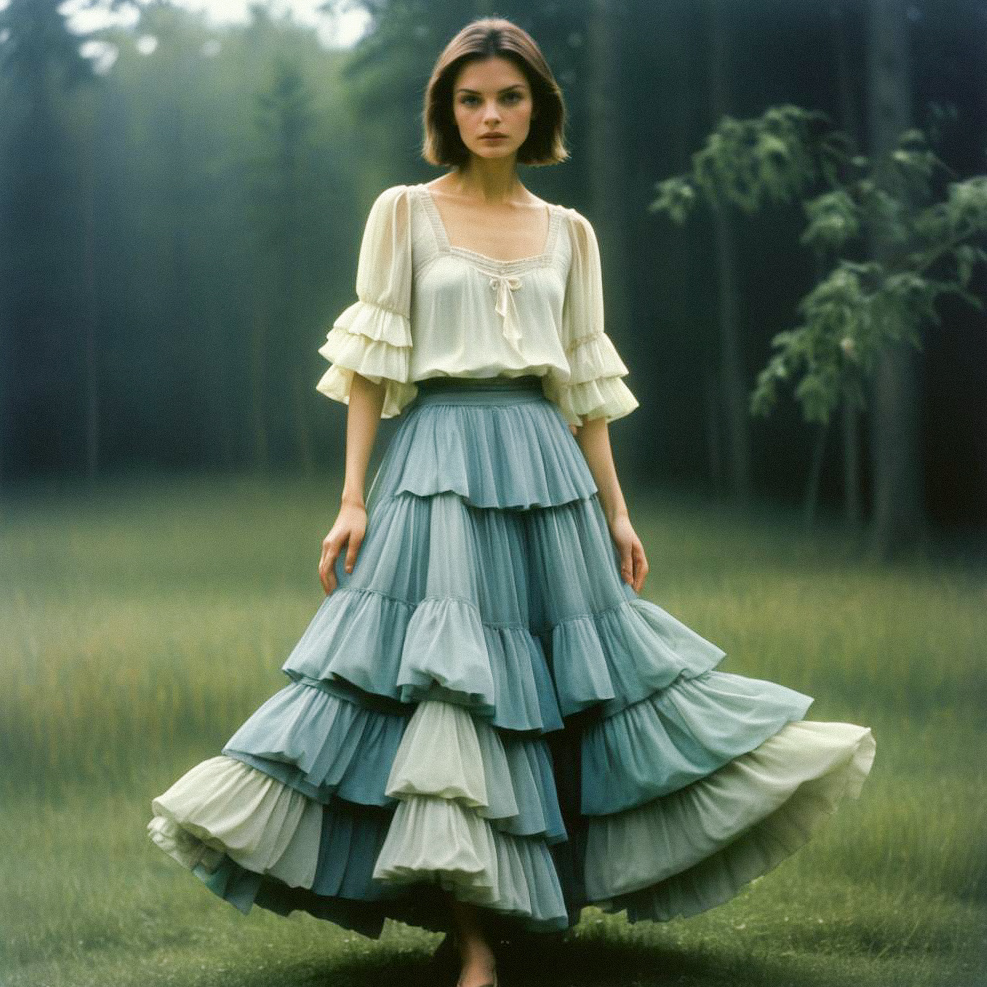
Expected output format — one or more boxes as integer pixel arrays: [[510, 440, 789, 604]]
[[454, 84, 524, 94]]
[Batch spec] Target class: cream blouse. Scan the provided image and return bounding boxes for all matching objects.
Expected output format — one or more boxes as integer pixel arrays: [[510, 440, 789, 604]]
[[315, 183, 639, 428]]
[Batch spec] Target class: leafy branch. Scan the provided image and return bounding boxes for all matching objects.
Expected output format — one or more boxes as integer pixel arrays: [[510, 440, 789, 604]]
[[649, 107, 987, 427]]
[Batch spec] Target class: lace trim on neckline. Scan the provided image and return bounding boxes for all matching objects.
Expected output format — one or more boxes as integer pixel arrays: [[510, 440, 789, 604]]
[[417, 184, 562, 270]]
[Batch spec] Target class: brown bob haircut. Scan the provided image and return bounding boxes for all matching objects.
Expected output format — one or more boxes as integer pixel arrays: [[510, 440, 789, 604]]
[[422, 17, 569, 168]]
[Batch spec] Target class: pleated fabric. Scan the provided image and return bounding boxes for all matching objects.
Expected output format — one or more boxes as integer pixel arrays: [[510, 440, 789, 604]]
[[147, 375, 876, 940]]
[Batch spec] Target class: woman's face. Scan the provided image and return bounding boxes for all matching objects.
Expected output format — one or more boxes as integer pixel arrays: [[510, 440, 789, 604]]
[[451, 56, 535, 163]]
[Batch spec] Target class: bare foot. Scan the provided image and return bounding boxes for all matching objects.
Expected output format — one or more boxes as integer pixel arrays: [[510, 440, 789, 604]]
[[457, 949, 497, 987], [456, 944, 497, 987], [449, 895, 498, 987]]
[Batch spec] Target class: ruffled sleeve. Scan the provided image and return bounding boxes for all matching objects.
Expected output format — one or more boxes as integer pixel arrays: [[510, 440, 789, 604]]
[[544, 209, 639, 428], [315, 184, 418, 418]]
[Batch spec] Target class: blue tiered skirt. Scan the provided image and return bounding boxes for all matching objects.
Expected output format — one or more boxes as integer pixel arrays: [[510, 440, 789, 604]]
[[147, 374, 876, 940]]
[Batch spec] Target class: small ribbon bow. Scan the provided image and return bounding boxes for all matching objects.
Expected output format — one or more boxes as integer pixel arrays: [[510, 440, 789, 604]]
[[488, 273, 524, 349]]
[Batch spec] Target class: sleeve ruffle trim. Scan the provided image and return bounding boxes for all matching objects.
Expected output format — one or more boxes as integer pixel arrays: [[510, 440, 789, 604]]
[[331, 297, 413, 347], [543, 372, 639, 428], [561, 376, 640, 426], [543, 330, 640, 427], [565, 331, 629, 385], [315, 299, 417, 419]]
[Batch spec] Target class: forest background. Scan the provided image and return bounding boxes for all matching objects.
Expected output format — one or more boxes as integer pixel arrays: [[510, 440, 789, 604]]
[[2, 0, 985, 550]]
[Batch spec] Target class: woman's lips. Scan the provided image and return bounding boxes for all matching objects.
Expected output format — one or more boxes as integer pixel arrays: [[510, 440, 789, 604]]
[[481, 135, 506, 140]]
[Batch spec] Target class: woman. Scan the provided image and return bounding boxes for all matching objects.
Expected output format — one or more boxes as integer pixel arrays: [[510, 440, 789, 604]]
[[148, 17, 876, 987]]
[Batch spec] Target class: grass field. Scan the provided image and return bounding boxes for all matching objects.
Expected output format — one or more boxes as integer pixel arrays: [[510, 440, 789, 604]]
[[1, 470, 985, 987]]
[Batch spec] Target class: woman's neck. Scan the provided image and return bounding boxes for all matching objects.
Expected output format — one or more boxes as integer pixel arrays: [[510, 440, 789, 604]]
[[445, 160, 527, 204]]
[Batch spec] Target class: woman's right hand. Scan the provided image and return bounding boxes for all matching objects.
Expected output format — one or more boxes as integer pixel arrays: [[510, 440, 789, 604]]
[[319, 501, 368, 595]]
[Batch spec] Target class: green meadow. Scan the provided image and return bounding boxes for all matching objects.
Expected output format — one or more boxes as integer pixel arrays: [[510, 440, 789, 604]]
[[2, 472, 985, 987]]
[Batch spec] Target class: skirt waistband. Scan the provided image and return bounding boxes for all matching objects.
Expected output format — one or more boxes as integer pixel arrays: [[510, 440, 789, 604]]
[[411, 375, 547, 407]]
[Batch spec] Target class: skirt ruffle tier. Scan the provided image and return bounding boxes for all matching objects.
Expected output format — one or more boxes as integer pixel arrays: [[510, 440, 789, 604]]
[[147, 375, 876, 940]]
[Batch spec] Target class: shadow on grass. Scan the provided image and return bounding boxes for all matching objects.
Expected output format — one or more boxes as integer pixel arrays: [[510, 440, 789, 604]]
[[258, 929, 842, 987]]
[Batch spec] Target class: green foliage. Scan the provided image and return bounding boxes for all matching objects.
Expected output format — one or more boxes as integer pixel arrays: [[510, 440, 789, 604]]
[[649, 106, 843, 219], [650, 108, 987, 427], [800, 189, 861, 252], [649, 175, 695, 226]]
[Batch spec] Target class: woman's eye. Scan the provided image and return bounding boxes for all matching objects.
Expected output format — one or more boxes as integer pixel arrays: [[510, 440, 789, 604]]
[[459, 92, 524, 107]]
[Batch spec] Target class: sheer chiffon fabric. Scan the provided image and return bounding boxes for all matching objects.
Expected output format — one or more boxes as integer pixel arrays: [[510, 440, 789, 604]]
[[314, 184, 640, 428], [148, 377, 875, 938]]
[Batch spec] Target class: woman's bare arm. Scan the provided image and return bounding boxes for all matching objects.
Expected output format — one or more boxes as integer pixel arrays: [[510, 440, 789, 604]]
[[574, 416, 627, 523], [341, 373, 386, 508], [574, 416, 649, 593], [319, 373, 386, 594]]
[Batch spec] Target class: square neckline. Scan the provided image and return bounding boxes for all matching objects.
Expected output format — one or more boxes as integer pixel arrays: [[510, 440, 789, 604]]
[[417, 183, 561, 270]]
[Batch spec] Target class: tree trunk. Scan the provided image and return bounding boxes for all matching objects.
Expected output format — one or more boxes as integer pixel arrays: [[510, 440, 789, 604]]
[[587, 0, 632, 359], [250, 305, 269, 473], [804, 421, 829, 530], [82, 102, 100, 483], [704, 361, 724, 495], [708, 0, 753, 507], [205, 312, 235, 469], [830, 0, 864, 527], [284, 152, 314, 475], [842, 396, 862, 527], [866, 0, 925, 557]]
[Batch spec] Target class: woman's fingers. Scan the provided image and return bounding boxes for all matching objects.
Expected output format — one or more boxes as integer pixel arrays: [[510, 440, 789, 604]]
[[608, 516, 648, 592], [319, 551, 337, 595], [320, 531, 343, 595], [620, 540, 634, 585], [321, 568, 336, 596], [345, 529, 364, 574], [320, 510, 368, 593], [632, 539, 649, 593]]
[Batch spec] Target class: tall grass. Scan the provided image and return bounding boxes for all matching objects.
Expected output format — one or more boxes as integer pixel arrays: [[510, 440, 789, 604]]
[[1, 470, 984, 987]]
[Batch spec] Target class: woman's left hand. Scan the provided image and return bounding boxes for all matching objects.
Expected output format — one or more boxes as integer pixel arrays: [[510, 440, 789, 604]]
[[608, 513, 649, 593]]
